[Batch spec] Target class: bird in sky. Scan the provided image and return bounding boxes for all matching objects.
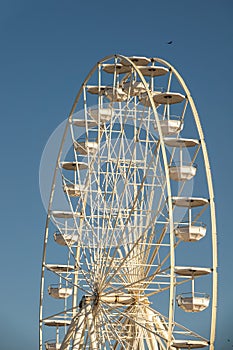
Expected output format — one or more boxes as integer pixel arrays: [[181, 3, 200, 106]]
[[167, 41, 173, 44]]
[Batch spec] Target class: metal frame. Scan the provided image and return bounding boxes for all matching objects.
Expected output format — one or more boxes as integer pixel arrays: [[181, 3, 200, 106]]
[[39, 54, 217, 350]]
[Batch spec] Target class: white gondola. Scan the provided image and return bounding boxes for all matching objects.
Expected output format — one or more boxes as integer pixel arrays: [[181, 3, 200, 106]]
[[45, 340, 61, 350], [176, 293, 210, 312], [139, 91, 160, 107], [44, 319, 71, 327], [172, 197, 209, 242], [153, 92, 185, 104], [123, 81, 148, 96], [175, 267, 211, 312], [120, 56, 150, 66], [44, 320, 70, 350], [169, 163, 197, 181], [175, 223, 207, 242], [102, 63, 131, 74], [171, 340, 208, 348], [140, 91, 184, 107], [54, 232, 79, 246], [175, 266, 212, 276], [87, 86, 127, 102], [51, 211, 79, 219], [164, 138, 199, 148], [72, 119, 97, 127], [61, 162, 88, 171], [48, 285, 73, 299], [138, 66, 169, 77], [45, 341, 61, 350], [45, 264, 74, 273], [164, 138, 199, 181], [63, 183, 85, 197], [105, 87, 128, 102], [74, 141, 98, 155], [88, 107, 112, 123], [172, 197, 209, 208], [154, 118, 183, 136], [87, 85, 107, 95]]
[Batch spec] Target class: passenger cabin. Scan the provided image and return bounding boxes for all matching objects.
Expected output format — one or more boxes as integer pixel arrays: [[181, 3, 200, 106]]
[[172, 197, 208, 242], [44, 319, 71, 327], [175, 267, 211, 312], [175, 223, 206, 242], [72, 119, 97, 128], [171, 340, 208, 349], [88, 86, 127, 102], [74, 141, 98, 155], [154, 118, 183, 136], [123, 81, 148, 96], [44, 319, 71, 350], [45, 341, 61, 350], [88, 107, 112, 123], [120, 56, 151, 66], [176, 293, 210, 312], [63, 183, 85, 197], [54, 232, 79, 246], [48, 284, 72, 299], [61, 162, 88, 171], [138, 66, 169, 77], [45, 264, 74, 273], [51, 211, 79, 219], [140, 91, 185, 108], [102, 63, 131, 74], [164, 138, 199, 182]]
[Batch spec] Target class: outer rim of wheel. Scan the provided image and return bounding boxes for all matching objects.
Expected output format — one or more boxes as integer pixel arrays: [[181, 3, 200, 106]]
[[154, 57, 217, 349]]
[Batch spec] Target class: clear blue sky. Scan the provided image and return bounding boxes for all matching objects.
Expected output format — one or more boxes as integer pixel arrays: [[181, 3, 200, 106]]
[[0, 0, 232, 349]]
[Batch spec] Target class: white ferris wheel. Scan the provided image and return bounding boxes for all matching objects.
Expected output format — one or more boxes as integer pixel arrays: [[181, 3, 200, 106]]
[[39, 54, 218, 350]]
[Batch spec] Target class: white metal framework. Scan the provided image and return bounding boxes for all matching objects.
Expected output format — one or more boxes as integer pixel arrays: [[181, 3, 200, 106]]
[[40, 55, 217, 350]]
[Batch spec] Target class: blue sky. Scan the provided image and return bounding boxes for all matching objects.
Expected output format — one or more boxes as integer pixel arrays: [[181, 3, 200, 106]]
[[0, 0, 232, 349]]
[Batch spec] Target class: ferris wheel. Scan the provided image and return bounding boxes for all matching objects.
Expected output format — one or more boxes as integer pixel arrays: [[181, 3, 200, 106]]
[[39, 54, 218, 350]]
